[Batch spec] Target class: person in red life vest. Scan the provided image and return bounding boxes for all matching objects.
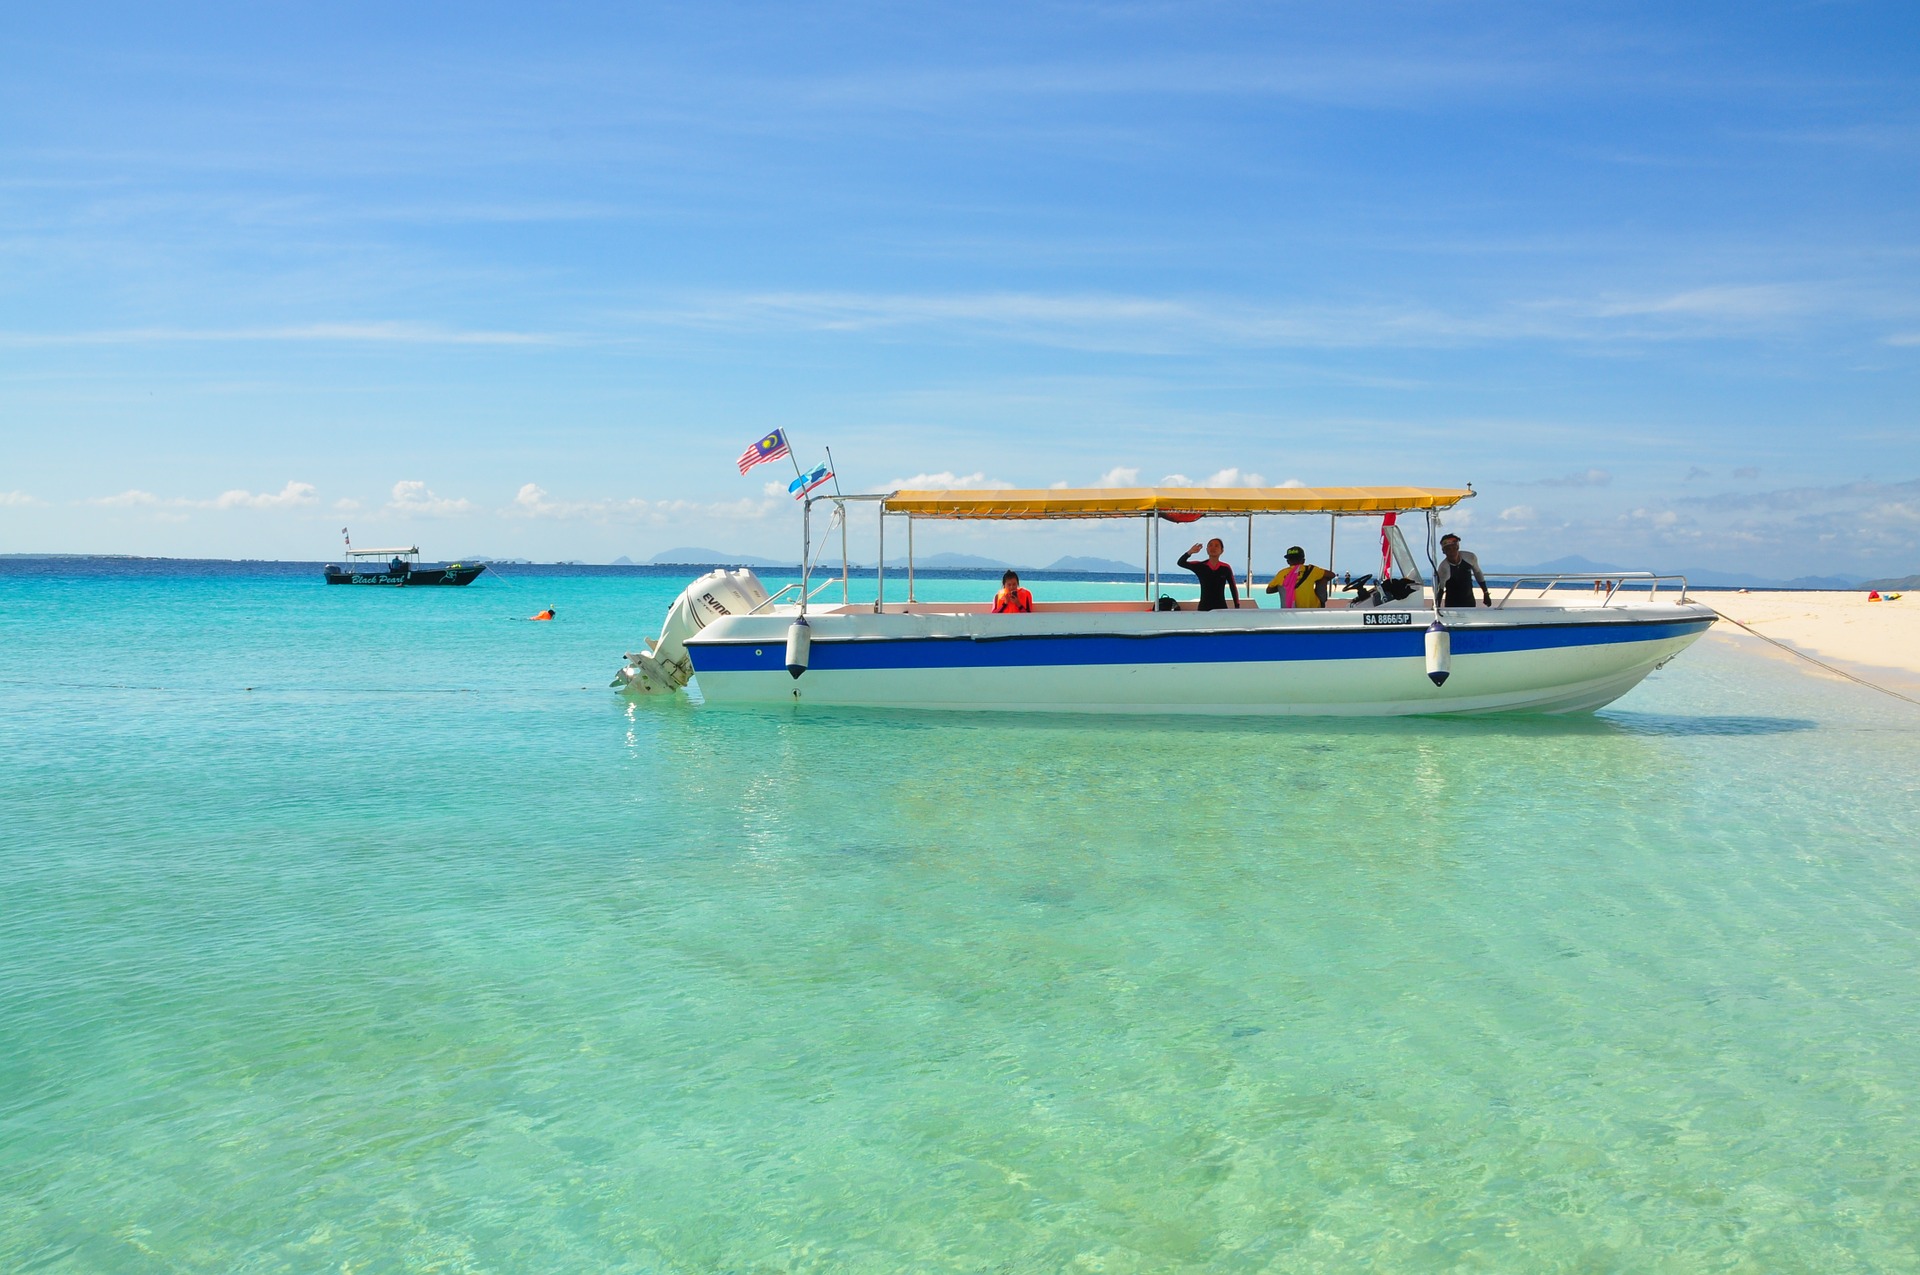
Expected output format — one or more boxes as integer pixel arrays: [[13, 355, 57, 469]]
[[529, 607, 555, 621], [1176, 539, 1242, 611], [993, 570, 1034, 613]]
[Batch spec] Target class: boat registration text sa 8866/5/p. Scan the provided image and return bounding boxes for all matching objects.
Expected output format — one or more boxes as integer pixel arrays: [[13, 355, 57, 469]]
[[1363, 612, 1413, 626]]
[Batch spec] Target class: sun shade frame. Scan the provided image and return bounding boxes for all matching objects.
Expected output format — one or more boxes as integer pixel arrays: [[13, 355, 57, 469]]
[[878, 486, 1473, 520]]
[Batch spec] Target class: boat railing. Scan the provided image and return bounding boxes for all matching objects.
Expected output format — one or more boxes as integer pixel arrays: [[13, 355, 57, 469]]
[[1492, 572, 1691, 608], [749, 579, 841, 615]]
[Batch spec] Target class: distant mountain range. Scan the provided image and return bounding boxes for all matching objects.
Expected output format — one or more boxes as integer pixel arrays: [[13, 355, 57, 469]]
[[630, 547, 1900, 587], [649, 547, 802, 568], [644, 548, 1142, 574], [1492, 554, 1869, 591]]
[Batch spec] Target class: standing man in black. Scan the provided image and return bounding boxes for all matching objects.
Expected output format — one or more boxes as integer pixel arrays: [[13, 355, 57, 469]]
[[1176, 538, 1242, 610], [1433, 533, 1492, 609]]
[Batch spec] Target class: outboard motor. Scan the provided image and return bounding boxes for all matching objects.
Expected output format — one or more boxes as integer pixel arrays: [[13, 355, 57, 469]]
[[613, 568, 771, 693]]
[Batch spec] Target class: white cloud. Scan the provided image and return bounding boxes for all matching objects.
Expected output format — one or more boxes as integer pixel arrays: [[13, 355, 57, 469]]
[[656, 279, 1858, 356], [1528, 468, 1612, 488], [507, 482, 777, 524], [0, 322, 558, 348], [1199, 468, 1267, 487], [1499, 504, 1537, 522], [881, 471, 1014, 490], [334, 498, 362, 512], [1096, 466, 1140, 487], [1885, 332, 1920, 347], [387, 480, 477, 517], [85, 481, 321, 513], [89, 489, 161, 507], [0, 490, 44, 507], [509, 482, 646, 520], [1160, 473, 1194, 487], [1584, 285, 1808, 321], [204, 481, 317, 511]]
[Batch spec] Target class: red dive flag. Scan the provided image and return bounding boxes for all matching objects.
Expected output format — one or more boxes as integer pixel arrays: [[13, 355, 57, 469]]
[[737, 429, 791, 474], [1380, 512, 1397, 579]]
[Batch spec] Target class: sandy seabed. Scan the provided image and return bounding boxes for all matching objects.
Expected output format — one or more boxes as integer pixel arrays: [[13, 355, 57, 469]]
[[1702, 589, 1920, 698]]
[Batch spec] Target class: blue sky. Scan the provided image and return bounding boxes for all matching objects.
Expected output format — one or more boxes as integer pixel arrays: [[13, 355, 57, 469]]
[[2, 1, 1917, 575]]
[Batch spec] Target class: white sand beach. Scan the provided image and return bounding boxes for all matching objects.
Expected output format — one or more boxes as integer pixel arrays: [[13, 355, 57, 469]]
[[1703, 589, 1920, 697]]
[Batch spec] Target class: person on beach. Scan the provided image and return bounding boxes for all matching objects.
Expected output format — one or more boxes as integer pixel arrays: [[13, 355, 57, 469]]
[[530, 607, 555, 621], [1265, 546, 1329, 608], [1177, 539, 1242, 611], [1433, 534, 1492, 609], [993, 571, 1034, 613]]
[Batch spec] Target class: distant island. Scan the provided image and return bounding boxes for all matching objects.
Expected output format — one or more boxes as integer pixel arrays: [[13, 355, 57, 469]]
[[649, 547, 802, 568], [1042, 555, 1142, 575], [1491, 554, 1867, 592]]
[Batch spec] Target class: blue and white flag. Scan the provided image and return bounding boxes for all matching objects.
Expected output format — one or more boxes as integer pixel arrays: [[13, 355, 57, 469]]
[[788, 464, 833, 499]]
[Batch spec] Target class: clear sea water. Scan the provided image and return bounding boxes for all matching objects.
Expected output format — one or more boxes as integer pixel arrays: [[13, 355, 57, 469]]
[[3, 561, 1918, 1272]]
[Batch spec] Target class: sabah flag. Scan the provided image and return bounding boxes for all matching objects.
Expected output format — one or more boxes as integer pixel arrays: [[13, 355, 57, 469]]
[[789, 464, 833, 499], [737, 429, 791, 474]]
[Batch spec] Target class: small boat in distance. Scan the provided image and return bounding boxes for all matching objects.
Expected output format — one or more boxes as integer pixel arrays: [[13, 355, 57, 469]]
[[323, 543, 485, 586]]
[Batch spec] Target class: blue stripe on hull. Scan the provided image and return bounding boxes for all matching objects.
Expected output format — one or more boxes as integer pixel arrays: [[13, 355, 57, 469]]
[[688, 617, 1711, 674]]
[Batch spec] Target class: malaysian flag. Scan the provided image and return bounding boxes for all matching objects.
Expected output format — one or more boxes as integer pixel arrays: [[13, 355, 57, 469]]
[[737, 429, 791, 474]]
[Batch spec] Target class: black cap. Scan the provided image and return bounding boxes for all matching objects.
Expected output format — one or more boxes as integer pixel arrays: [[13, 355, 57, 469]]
[[1285, 545, 1305, 558]]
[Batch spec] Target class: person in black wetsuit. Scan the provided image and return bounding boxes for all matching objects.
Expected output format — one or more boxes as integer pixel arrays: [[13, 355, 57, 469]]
[[1433, 533, 1492, 609], [1176, 539, 1242, 611]]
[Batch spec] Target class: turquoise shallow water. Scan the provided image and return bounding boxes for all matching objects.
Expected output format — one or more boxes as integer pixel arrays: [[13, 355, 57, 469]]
[[3, 564, 1919, 1272]]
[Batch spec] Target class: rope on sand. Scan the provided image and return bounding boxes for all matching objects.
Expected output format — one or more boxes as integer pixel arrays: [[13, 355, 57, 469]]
[[1708, 606, 1920, 709]]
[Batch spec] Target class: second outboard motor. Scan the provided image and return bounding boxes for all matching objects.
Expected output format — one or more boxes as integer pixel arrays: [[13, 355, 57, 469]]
[[1425, 619, 1452, 687], [785, 616, 812, 678]]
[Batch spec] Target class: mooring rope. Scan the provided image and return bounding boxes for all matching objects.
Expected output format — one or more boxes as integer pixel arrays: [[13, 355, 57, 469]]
[[1708, 606, 1920, 709]]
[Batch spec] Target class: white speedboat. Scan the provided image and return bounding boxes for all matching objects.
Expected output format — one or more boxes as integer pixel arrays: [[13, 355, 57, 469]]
[[614, 485, 1715, 716]]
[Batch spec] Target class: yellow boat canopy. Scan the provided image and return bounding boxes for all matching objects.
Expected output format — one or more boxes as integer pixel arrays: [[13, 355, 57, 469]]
[[879, 486, 1473, 520]]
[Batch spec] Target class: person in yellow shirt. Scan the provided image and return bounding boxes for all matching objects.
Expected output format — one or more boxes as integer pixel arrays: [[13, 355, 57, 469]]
[[1265, 546, 1329, 609]]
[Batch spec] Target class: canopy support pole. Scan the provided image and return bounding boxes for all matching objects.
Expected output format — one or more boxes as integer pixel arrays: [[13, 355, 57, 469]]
[[1246, 515, 1254, 603], [876, 509, 885, 612], [840, 501, 850, 606], [801, 498, 811, 615], [1328, 515, 1337, 583], [908, 516, 916, 603], [1152, 517, 1160, 600], [1143, 516, 1151, 604]]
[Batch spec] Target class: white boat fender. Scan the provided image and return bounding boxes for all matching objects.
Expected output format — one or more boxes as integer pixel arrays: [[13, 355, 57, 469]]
[[1425, 619, 1451, 687], [785, 616, 812, 678]]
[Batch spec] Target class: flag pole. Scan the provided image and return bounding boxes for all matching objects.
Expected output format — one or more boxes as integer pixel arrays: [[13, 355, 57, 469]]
[[824, 445, 844, 497]]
